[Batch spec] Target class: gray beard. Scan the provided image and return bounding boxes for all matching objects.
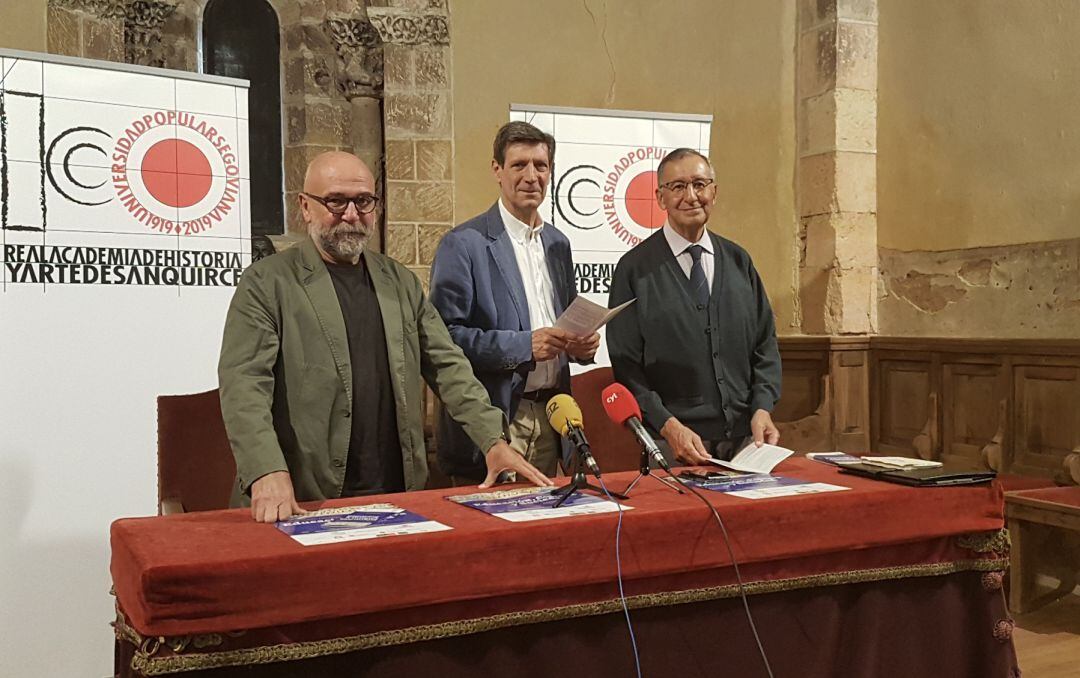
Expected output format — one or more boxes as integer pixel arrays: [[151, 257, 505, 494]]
[[319, 229, 369, 262]]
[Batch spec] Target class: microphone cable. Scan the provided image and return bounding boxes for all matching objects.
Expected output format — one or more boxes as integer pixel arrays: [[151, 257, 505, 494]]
[[597, 474, 643, 678], [668, 472, 775, 678]]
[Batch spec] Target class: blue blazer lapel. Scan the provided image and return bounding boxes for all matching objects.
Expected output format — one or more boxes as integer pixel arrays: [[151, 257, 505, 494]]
[[484, 203, 531, 331]]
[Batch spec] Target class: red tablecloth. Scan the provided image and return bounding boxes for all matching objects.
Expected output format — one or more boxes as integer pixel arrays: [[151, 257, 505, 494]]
[[111, 458, 1005, 638]]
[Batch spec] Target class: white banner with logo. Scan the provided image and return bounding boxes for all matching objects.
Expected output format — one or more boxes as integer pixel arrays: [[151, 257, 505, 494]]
[[509, 105, 711, 369], [0, 50, 249, 675]]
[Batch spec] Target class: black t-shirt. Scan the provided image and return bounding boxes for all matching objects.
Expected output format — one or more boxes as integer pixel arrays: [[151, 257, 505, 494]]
[[325, 256, 404, 496]]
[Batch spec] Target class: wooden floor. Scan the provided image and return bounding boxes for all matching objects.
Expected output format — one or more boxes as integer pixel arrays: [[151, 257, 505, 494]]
[[1013, 594, 1080, 678]]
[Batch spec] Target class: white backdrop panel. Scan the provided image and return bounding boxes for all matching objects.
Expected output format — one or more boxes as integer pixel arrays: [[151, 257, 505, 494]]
[[1, 49, 249, 677]]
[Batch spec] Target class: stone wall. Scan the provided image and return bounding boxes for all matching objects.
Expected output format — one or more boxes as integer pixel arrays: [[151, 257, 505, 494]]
[[372, 0, 452, 289], [0, 0, 47, 51], [875, 0, 1080, 340], [46, 0, 196, 68], [280, 0, 385, 247], [879, 238, 1080, 338], [796, 0, 878, 335]]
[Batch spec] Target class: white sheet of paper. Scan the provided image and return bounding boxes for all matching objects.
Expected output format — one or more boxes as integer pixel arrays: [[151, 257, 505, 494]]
[[707, 443, 795, 474], [291, 520, 451, 546], [861, 456, 943, 469], [727, 482, 850, 500], [555, 297, 636, 336], [491, 500, 633, 523]]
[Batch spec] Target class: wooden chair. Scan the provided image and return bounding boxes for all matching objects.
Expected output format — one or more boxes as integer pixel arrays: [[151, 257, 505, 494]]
[[570, 367, 641, 472], [157, 389, 236, 514]]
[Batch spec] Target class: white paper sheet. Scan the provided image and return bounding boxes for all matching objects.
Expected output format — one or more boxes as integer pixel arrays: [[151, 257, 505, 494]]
[[707, 442, 795, 474], [555, 297, 636, 336]]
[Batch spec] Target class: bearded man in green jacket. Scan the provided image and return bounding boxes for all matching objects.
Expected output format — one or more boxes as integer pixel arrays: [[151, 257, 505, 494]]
[[219, 152, 552, 522]]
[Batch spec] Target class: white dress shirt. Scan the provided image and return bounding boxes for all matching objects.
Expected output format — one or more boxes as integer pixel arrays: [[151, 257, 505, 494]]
[[498, 199, 559, 391], [662, 222, 715, 289]]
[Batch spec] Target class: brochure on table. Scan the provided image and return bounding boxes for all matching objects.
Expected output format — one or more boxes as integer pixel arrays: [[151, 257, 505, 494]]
[[806, 452, 864, 466], [450, 487, 632, 522], [276, 504, 451, 546], [682, 474, 851, 499]]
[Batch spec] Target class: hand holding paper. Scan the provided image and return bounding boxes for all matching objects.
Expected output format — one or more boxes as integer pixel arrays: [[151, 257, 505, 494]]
[[565, 331, 600, 360], [707, 442, 795, 474], [554, 297, 636, 336]]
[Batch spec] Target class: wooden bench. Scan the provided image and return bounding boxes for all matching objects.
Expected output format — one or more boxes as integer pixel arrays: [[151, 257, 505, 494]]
[[1005, 486, 1080, 613]]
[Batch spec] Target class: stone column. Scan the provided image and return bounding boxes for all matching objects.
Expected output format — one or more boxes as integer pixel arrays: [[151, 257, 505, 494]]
[[47, 0, 126, 61], [370, 0, 452, 288], [796, 0, 878, 334], [282, 2, 385, 239], [124, 0, 196, 71]]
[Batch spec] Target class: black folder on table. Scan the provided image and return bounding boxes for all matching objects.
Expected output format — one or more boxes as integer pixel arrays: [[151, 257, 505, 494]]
[[836, 462, 996, 487]]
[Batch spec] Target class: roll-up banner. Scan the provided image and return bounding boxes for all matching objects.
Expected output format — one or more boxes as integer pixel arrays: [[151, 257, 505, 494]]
[[0, 49, 250, 675]]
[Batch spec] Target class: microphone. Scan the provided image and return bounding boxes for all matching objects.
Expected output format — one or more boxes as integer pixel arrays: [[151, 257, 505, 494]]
[[545, 394, 602, 478], [601, 383, 673, 473]]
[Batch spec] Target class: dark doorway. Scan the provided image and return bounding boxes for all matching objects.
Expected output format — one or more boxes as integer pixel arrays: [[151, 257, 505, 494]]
[[202, 0, 283, 237]]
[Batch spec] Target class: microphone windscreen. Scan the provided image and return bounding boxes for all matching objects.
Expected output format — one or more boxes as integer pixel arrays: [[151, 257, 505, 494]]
[[601, 383, 642, 425], [545, 393, 583, 436]]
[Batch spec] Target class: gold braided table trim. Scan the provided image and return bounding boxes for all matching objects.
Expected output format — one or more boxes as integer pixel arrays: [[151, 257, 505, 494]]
[[121, 555, 1008, 675]]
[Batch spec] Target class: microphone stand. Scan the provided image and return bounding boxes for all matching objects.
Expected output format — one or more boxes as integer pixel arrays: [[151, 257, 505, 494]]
[[621, 442, 685, 496], [552, 445, 628, 508]]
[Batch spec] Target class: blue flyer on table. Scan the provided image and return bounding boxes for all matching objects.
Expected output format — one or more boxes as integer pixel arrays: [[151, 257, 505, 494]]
[[682, 474, 850, 500], [275, 503, 451, 546], [449, 487, 631, 522], [806, 452, 864, 466]]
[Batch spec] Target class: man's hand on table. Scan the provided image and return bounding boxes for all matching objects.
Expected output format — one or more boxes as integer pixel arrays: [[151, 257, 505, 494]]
[[479, 440, 555, 489], [250, 471, 308, 523], [660, 417, 713, 465]]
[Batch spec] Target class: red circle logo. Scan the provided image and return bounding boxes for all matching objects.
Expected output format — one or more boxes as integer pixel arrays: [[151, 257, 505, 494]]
[[624, 170, 665, 230], [140, 139, 213, 208]]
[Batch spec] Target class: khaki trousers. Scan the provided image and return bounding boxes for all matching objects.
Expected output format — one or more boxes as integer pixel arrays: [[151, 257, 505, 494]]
[[449, 399, 561, 486]]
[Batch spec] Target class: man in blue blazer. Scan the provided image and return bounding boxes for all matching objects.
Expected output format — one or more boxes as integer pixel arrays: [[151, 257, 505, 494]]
[[430, 122, 599, 482]]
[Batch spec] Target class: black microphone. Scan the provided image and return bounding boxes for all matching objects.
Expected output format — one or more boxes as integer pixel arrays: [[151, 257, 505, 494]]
[[545, 394, 602, 478], [601, 382, 673, 473]]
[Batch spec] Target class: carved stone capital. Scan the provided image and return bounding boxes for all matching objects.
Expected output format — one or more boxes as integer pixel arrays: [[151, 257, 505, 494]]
[[367, 8, 449, 46], [326, 16, 381, 50], [124, 0, 179, 67], [324, 15, 384, 100], [52, 0, 126, 20]]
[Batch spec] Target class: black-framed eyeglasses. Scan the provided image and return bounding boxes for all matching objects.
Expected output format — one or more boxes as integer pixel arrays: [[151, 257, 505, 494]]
[[658, 178, 715, 196], [302, 192, 380, 215]]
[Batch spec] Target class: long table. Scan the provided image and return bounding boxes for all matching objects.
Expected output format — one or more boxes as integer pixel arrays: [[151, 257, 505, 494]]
[[110, 458, 1020, 677]]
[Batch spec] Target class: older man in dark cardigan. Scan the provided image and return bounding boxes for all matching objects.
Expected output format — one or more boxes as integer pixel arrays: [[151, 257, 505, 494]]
[[607, 148, 781, 464]]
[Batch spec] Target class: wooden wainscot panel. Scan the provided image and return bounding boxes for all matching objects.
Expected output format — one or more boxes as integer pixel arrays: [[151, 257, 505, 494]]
[[873, 352, 937, 457], [774, 342, 829, 423], [778, 337, 1080, 480], [776, 337, 870, 453], [831, 345, 870, 453], [1012, 362, 1080, 477], [775, 338, 832, 452], [941, 360, 1006, 469]]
